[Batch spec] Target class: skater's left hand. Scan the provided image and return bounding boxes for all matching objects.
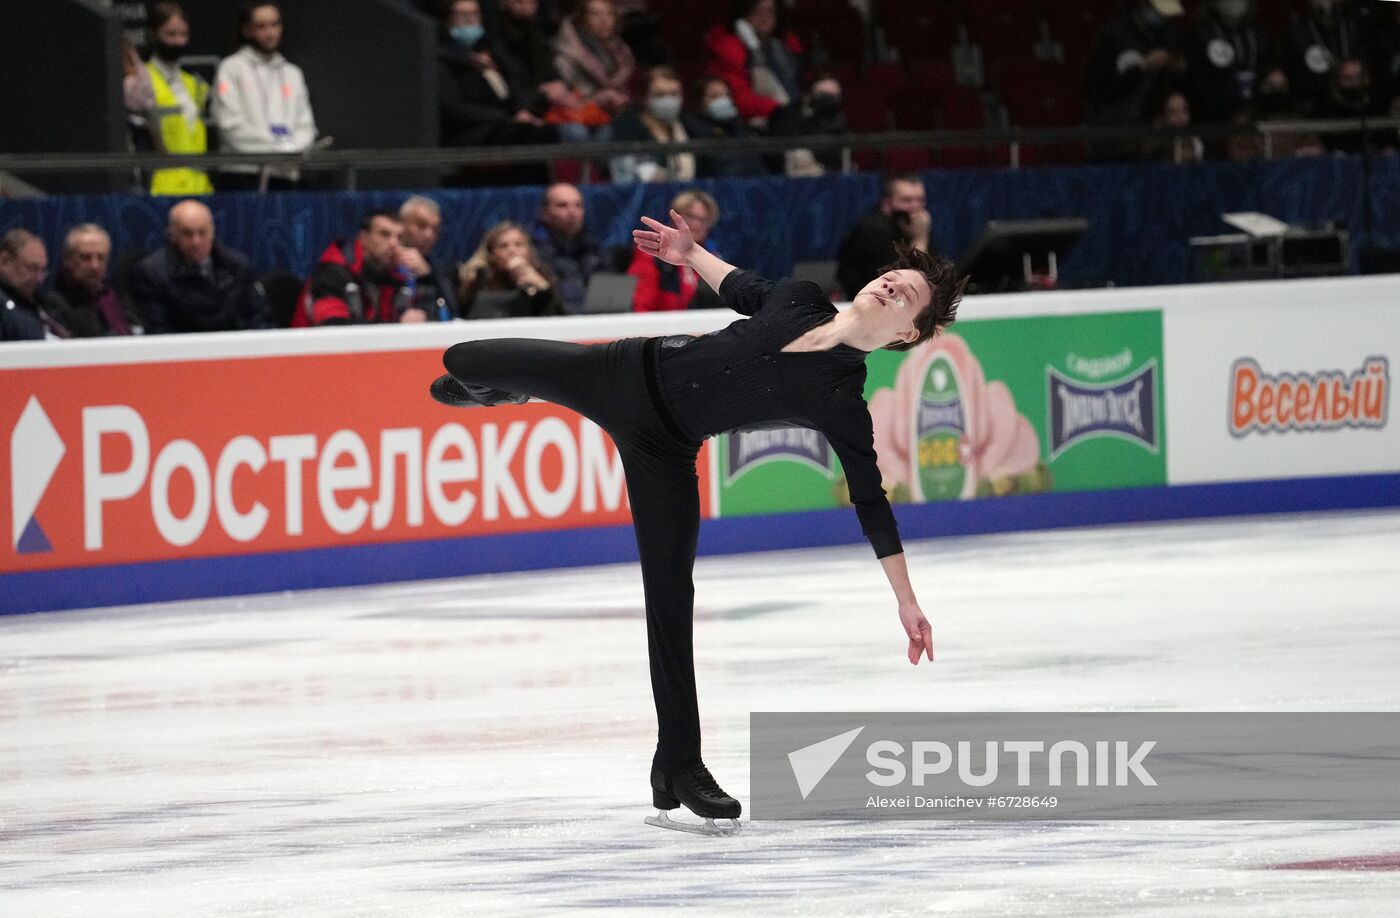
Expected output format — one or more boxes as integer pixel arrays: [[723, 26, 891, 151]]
[[899, 600, 934, 664]]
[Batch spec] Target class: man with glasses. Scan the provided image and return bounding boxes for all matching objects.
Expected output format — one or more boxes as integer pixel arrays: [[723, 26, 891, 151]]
[[0, 230, 72, 342]]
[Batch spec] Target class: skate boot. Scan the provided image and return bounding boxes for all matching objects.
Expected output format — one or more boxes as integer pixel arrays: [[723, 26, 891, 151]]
[[429, 374, 530, 408], [644, 763, 742, 836]]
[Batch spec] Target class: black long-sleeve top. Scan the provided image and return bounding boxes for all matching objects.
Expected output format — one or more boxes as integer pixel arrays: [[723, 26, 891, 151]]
[[657, 270, 902, 558]]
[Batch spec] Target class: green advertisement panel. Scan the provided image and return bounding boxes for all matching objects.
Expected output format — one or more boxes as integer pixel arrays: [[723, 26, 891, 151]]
[[715, 310, 1165, 517]]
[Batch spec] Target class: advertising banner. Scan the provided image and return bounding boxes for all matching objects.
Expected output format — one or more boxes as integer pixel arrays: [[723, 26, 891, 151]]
[[716, 310, 1167, 517], [2, 348, 714, 577], [1164, 291, 1399, 484]]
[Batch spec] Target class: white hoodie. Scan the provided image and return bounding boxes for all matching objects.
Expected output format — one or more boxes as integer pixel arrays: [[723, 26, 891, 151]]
[[212, 45, 317, 178]]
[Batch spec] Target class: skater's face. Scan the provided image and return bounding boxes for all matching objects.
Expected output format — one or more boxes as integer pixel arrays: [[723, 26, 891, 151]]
[[488, 229, 530, 270], [540, 184, 585, 237], [360, 215, 403, 269], [854, 269, 930, 348], [243, 5, 283, 54], [63, 230, 111, 293]]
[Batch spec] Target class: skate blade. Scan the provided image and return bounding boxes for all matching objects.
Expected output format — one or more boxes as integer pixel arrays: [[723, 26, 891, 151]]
[[644, 810, 742, 837]]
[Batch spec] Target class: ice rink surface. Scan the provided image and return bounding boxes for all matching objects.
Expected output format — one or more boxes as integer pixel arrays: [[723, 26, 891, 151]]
[[4, 509, 1400, 916]]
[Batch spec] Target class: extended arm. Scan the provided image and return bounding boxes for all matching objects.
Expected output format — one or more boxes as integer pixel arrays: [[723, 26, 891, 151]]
[[633, 209, 738, 293], [880, 552, 934, 665]]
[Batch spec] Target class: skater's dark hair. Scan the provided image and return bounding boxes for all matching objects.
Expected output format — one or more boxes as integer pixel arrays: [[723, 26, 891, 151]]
[[880, 243, 966, 352]]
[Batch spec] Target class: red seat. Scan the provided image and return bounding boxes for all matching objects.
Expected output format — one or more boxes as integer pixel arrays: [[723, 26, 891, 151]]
[[873, 0, 960, 61], [842, 82, 893, 133], [962, 1, 1041, 62]]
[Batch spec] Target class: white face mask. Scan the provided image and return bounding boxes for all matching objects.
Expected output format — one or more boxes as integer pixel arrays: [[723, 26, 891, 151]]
[[647, 95, 682, 122]]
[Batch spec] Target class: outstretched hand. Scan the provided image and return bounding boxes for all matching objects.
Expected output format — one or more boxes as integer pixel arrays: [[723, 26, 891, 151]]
[[632, 209, 694, 266], [899, 600, 935, 665]]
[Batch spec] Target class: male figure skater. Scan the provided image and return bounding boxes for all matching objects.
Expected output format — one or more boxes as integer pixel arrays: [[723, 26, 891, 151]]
[[432, 210, 964, 834]]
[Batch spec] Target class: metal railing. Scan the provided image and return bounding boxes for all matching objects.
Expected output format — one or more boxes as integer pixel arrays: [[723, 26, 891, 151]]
[[2, 118, 1396, 194]]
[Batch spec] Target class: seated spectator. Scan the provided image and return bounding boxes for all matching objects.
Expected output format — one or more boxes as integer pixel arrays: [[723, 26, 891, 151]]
[[139, 2, 214, 196], [553, 0, 635, 121], [530, 182, 606, 314], [457, 221, 564, 318], [398, 196, 462, 322], [836, 172, 934, 300], [493, 0, 604, 142], [768, 74, 849, 176], [1284, 0, 1363, 116], [1141, 88, 1204, 162], [1084, 0, 1188, 159], [212, 2, 317, 191], [1314, 58, 1384, 153], [298, 209, 421, 326], [683, 76, 770, 178], [131, 200, 272, 334], [627, 190, 723, 313], [439, 0, 559, 148], [47, 225, 141, 337], [1253, 67, 1326, 157], [609, 66, 696, 183], [1187, 0, 1278, 126], [704, 0, 806, 126], [0, 230, 71, 341]]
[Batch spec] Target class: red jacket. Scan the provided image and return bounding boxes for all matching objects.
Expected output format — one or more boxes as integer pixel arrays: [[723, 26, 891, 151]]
[[627, 248, 700, 313], [703, 23, 804, 121], [294, 238, 407, 327]]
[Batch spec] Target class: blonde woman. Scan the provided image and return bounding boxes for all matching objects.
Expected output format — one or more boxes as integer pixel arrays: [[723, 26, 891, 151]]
[[457, 221, 565, 318]]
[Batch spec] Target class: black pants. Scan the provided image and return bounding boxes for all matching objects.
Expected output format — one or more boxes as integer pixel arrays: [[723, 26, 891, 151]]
[[443, 337, 705, 772]]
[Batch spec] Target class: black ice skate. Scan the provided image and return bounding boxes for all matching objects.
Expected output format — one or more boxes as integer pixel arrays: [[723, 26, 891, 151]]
[[429, 374, 530, 408], [645, 763, 742, 837]]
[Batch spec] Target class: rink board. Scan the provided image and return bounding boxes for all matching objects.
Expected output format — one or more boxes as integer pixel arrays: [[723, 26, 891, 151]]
[[3, 276, 1398, 614]]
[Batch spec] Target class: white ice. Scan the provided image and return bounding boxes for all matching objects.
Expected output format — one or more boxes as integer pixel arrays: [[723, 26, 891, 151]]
[[4, 510, 1400, 916]]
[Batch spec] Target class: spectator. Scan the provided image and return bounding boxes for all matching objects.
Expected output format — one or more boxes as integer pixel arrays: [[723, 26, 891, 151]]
[[626, 189, 723, 312], [458, 221, 565, 318], [530, 182, 606, 315], [0, 230, 71, 342], [212, 1, 317, 191], [1254, 68, 1326, 157], [704, 0, 806, 126], [492, 0, 602, 141], [1314, 58, 1383, 153], [47, 225, 141, 337], [438, 0, 559, 149], [139, 3, 214, 196], [768, 74, 849, 176], [617, 0, 670, 67], [1141, 87, 1204, 162], [298, 209, 419, 327], [1284, 0, 1363, 115], [1187, 0, 1279, 126], [553, 0, 635, 121], [398, 196, 463, 322], [131, 200, 272, 334], [683, 76, 770, 178], [1084, 0, 1188, 143], [609, 66, 696, 183], [836, 172, 934, 300]]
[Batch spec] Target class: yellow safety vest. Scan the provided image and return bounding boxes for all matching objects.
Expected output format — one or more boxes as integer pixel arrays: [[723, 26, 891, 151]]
[[146, 61, 214, 196]]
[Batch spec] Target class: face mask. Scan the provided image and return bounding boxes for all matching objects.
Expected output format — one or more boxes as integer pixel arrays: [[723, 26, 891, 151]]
[[647, 95, 682, 122], [809, 92, 842, 116], [154, 41, 184, 63], [705, 96, 738, 121], [451, 24, 485, 46], [1216, 0, 1249, 23]]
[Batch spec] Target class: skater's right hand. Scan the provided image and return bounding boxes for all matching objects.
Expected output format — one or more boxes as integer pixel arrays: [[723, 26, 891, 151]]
[[899, 600, 935, 665], [634, 209, 694, 266]]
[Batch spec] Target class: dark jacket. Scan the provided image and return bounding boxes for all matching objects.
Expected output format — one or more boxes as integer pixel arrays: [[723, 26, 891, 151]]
[[1284, 9, 1364, 115], [48, 272, 140, 337], [1, 277, 68, 341], [836, 209, 915, 301], [491, 14, 560, 116], [438, 39, 557, 147], [683, 112, 770, 178], [297, 237, 410, 327], [530, 223, 605, 314], [1187, 13, 1278, 124], [1084, 11, 1186, 124], [130, 242, 270, 334]]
